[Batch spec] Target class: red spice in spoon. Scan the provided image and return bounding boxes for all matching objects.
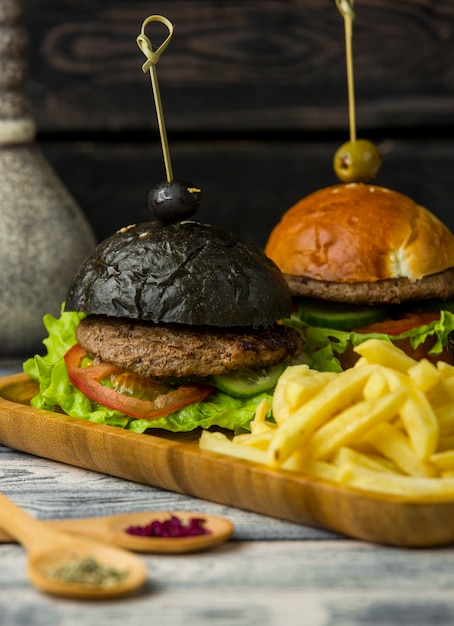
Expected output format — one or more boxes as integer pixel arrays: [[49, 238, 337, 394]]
[[125, 515, 211, 538]]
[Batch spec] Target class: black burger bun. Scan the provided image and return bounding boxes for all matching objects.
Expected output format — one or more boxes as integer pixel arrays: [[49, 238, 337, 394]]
[[65, 220, 293, 329]]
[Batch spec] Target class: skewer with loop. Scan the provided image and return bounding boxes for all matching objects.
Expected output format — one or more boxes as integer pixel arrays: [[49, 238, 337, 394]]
[[137, 15, 202, 223], [137, 15, 174, 182]]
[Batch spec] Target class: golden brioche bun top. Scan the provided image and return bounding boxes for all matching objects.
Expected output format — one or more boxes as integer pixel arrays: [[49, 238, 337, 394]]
[[265, 183, 454, 283]]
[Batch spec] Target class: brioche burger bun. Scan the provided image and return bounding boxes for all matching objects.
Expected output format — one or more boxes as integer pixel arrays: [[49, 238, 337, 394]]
[[265, 182, 454, 371], [25, 220, 302, 434]]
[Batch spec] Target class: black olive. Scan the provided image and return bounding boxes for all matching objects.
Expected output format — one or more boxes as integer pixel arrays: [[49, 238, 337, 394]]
[[148, 179, 202, 222]]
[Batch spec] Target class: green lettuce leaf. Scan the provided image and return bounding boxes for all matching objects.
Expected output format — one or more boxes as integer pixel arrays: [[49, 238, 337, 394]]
[[23, 305, 271, 434], [286, 310, 454, 372]]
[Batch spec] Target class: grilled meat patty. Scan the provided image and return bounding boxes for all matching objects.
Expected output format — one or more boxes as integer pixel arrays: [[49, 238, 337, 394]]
[[284, 267, 454, 305], [76, 315, 303, 379]]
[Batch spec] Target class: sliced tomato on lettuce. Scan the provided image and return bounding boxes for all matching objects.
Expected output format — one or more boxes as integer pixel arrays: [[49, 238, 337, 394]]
[[354, 312, 442, 336], [64, 343, 214, 420], [288, 309, 454, 372], [23, 307, 276, 433]]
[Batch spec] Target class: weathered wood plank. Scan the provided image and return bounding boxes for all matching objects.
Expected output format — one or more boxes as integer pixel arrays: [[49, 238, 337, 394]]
[[2, 579, 454, 626], [27, 0, 454, 132], [40, 138, 454, 246]]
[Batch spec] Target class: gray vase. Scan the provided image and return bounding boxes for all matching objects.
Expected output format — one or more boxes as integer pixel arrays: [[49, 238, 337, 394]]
[[0, 0, 96, 358]]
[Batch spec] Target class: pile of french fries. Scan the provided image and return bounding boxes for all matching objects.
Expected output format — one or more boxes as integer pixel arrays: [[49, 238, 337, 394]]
[[200, 339, 454, 497]]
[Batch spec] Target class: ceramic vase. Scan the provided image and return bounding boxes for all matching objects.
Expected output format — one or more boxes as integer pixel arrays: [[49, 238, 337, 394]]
[[0, 0, 96, 358]]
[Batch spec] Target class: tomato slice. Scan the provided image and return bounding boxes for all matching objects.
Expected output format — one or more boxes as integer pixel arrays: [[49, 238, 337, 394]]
[[64, 344, 214, 420], [355, 312, 441, 336]]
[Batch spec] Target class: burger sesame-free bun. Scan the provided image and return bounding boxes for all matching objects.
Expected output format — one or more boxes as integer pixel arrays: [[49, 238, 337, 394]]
[[65, 221, 292, 329], [265, 183, 454, 284]]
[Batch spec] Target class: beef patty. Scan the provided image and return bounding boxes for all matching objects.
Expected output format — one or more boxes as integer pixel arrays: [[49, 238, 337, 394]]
[[285, 266, 454, 305], [76, 315, 303, 379]]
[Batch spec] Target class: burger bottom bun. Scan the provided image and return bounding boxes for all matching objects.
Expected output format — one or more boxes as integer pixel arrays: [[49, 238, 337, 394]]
[[76, 315, 303, 379], [285, 266, 454, 305]]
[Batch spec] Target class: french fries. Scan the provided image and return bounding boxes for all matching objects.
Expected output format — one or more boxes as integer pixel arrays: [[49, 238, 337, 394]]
[[199, 338, 454, 498], [267, 364, 378, 466]]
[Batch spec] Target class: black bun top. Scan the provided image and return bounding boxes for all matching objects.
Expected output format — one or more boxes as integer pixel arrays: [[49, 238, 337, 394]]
[[65, 221, 293, 328]]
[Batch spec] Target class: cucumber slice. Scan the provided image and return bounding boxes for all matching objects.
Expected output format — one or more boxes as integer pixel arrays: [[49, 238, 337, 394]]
[[297, 298, 388, 330], [211, 363, 286, 398]]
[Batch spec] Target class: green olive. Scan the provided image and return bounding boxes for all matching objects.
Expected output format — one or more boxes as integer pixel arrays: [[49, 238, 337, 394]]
[[333, 139, 382, 183]]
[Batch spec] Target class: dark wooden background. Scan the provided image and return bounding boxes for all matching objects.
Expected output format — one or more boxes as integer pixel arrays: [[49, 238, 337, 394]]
[[27, 0, 454, 248]]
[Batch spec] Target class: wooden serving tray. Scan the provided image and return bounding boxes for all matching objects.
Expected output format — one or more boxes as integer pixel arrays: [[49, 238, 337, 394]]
[[1, 372, 454, 548]]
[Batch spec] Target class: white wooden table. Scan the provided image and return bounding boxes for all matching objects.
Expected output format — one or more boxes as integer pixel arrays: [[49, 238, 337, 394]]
[[2, 361, 454, 626]]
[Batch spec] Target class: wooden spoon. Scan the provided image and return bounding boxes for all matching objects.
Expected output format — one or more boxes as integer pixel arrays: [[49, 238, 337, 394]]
[[0, 509, 234, 554], [0, 493, 148, 599]]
